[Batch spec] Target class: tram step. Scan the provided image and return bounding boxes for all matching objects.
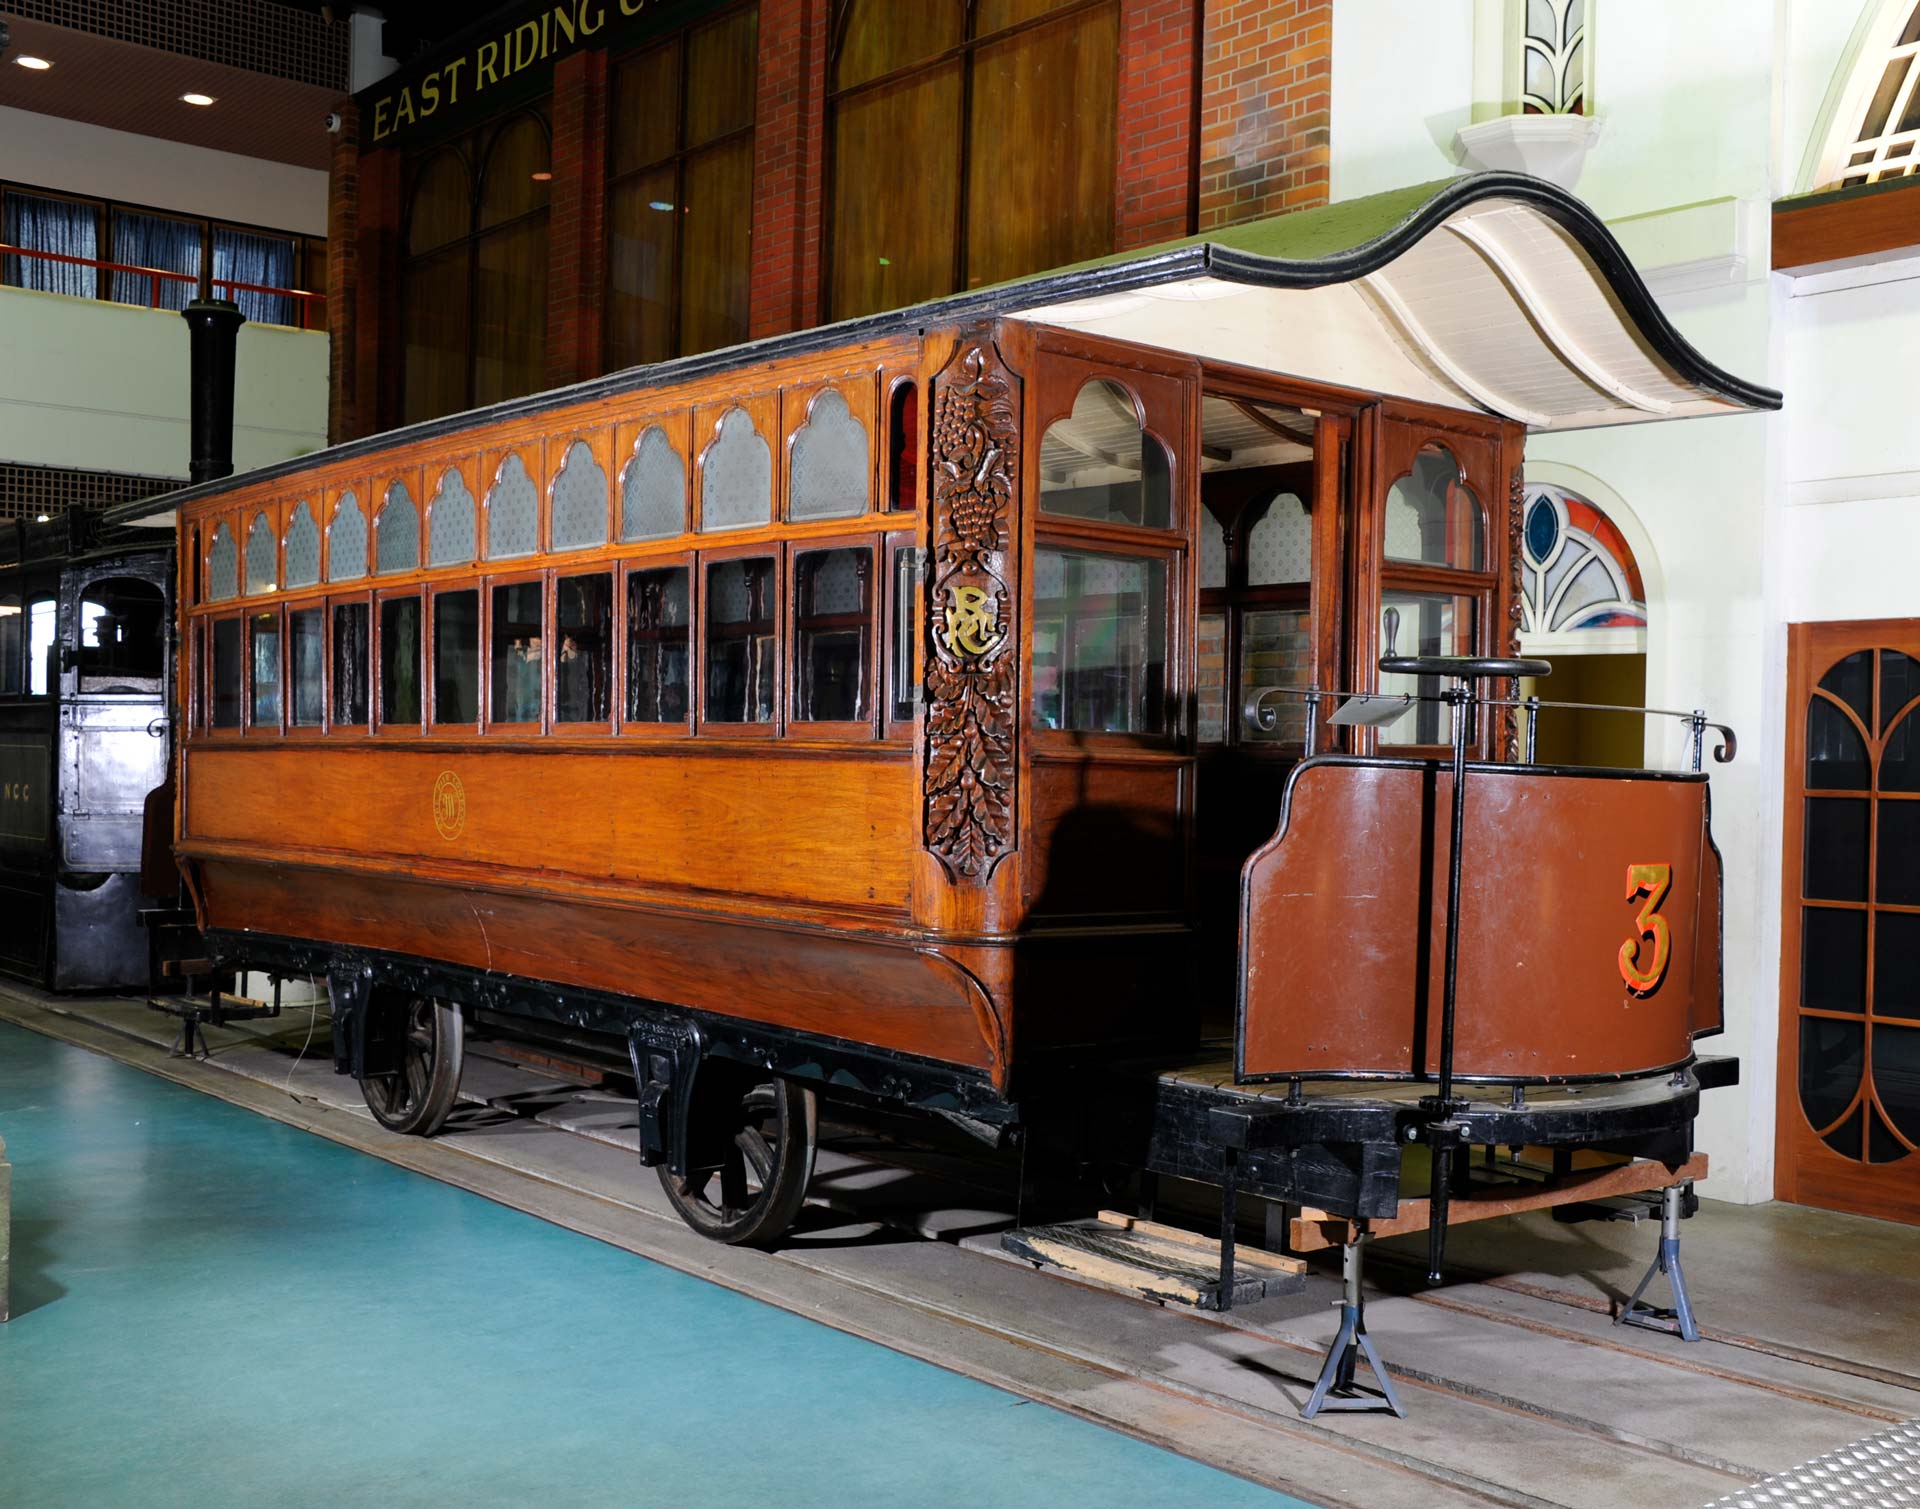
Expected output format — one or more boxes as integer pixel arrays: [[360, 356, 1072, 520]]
[[1001, 1212, 1305, 1312], [160, 958, 213, 978]]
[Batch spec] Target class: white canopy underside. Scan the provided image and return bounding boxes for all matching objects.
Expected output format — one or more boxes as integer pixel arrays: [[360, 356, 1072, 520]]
[[1010, 198, 1746, 433]]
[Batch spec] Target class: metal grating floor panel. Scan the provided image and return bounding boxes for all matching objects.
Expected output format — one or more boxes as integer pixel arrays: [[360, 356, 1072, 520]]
[[1705, 1418, 1920, 1507]]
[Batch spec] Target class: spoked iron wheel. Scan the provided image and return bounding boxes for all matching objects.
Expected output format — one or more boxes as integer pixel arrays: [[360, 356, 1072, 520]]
[[659, 1076, 817, 1248], [359, 994, 464, 1136]]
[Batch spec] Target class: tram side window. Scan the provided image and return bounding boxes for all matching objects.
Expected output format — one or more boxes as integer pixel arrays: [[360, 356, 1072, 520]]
[[433, 589, 480, 726], [289, 607, 324, 726], [1039, 381, 1172, 530], [332, 602, 371, 728], [1030, 550, 1167, 735], [77, 578, 166, 693], [555, 572, 613, 725], [250, 611, 282, 729], [889, 542, 920, 722], [211, 618, 243, 728], [28, 596, 55, 696], [705, 556, 775, 723], [490, 582, 544, 725], [380, 595, 423, 729], [0, 590, 20, 695], [792, 547, 870, 723], [1376, 591, 1476, 746], [626, 566, 690, 724]]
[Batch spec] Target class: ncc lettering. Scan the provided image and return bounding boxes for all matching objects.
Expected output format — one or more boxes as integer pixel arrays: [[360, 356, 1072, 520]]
[[1, 781, 30, 802], [370, 0, 662, 143]]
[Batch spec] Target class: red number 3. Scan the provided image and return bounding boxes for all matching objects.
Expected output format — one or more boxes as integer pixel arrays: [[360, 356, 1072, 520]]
[[1619, 862, 1672, 994]]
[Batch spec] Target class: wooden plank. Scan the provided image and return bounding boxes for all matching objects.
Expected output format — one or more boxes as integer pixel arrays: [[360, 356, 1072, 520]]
[[1002, 1219, 1306, 1310], [1096, 1209, 1307, 1275], [1289, 1153, 1709, 1253], [1773, 182, 1920, 271]]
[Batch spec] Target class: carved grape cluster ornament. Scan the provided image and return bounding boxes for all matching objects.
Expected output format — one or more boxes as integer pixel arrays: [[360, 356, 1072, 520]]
[[924, 342, 1018, 883]]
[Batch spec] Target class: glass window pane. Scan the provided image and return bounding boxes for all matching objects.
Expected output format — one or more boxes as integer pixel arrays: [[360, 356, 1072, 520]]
[[426, 469, 477, 567], [331, 602, 370, 727], [1240, 608, 1310, 745], [478, 115, 550, 230], [620, 426, 688, 541], [1038, 381, 1171, 529], [1802, 906, 1866, 1012], [110, 208, 199, 311], [1807, 696, 1869, 790], [328, 495, 367, 582], [28, 597, 55, 696], [1879, 800, 1920, 906], [211, 618, 242, 728], [402, 248, 470, 424], [1876, 1025, 1920, 1149], [473, 217, 548, 408], [889, 544, 920, 722], [245, 513, 278, 595], [285, 502, 322, 588], [556, 573, 613, 724], [611, 40, 681, 176], [700, 408, 772, 531], [1886, 707, 1920, 794], [208, 525, 239, 601], [1247, 494, 1312, 586], [977, 0, 1081, 33], [685, 8, 757, 147], [790, 390, 871, 521], [679, 136, 753, 357], [1385, 448, 1483, 570], [606, 167, 679, 371], [1376, 591, 1475, 745], [1197, 609, 1226, 744], [1804, 797, 1869, 902], [1799, 1017, 1863, 1134], [0, 591, 21, 696], [1883, 650, 1918, 734], [794, 548, 871, 722], [551, 441, 610, 552], [705, 556, 775, 723], [490, 582, 544, 724], [831, 0, 964, 91], [290, 607, 324, 726], [1877, 911, 1920, 1020], [433, 589, 480, 726], [213, 226, 295, 326], [3, 189, 99, 298], [76, 577, 164, 688], [626, 566, 691, 724], [1030, 549, 1167, 734], [486, 454, 540, 559], [380, 595, 422, 729], [1818, 649, 1872, 725], [889, 383, 919, 512], [407, 150, 471, 255], [1199, 510, 1228, 590], [376, 484, 419, 575]]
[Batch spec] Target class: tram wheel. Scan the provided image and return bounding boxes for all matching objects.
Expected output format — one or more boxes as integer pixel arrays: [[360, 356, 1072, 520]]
[[359, 994, 464, 1137], [659, 1076, 816, 1248]]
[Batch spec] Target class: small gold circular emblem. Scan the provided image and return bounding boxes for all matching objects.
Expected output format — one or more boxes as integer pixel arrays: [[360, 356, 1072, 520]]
[[432, 770, 466, 841]]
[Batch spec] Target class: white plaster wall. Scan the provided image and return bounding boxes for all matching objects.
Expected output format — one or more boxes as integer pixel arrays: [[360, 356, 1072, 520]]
[[1328, 0, 1474, 202], [0, 286, 328, 479], [0, 107, 327, 235]]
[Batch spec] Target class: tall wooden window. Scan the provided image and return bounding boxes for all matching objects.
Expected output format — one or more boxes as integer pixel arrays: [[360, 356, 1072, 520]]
[[606, 5, 758, 370], [825, 0, 1119, 321], [401, 110, 552, 425]]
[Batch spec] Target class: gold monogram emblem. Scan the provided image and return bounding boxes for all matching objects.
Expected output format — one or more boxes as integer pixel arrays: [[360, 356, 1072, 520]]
[[942, 584, 999, 657], [432, 770, 466, 841]]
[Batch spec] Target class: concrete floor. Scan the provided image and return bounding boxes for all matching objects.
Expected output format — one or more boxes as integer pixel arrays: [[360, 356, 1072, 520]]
[[4, 983, 1919, 1508]]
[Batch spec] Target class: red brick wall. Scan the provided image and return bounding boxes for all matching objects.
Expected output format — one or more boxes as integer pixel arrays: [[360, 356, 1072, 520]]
[[749, 0, 829, 340], [1197, 0, 1331, 230], [1116, 0, 1201, 250], [325, 99, 359, 445], [545, 49, 610, 390]]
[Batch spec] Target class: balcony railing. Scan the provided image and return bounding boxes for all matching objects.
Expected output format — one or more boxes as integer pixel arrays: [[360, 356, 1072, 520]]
[[0, 241, 327, 331]]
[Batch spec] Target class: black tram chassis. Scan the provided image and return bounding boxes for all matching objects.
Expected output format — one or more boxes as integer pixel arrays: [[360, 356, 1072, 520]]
[[209, 929, 1734, 1226]]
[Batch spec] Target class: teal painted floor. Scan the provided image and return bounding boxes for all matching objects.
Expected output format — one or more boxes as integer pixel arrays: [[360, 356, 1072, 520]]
[[0, 1020, 1312, 1508]]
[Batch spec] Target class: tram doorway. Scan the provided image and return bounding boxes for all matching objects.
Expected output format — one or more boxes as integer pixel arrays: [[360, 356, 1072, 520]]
[[1777, 618, 1920, 1224], [1518, 653, 1647, 767]]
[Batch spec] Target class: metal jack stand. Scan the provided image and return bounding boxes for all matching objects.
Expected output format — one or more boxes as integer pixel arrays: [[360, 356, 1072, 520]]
[[1616, 1183, 1700, 1342], [1302, 1234, 1406, 1418]]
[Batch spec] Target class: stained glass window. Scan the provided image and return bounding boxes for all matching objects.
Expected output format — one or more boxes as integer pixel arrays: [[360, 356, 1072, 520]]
[[284, 501, 321, 589], [328, 493, 367, 582], [1521, 0, 1588, 115], [1518, 483, 1646, 639]]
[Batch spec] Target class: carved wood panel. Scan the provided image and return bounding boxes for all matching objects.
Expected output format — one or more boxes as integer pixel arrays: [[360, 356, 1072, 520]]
[[924, 336, 1019, 883]]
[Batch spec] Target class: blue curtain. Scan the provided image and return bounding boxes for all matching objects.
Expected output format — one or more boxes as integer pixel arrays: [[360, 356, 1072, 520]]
[[110, 209, 201, 310], [3, 190, 98, 297], [214, 228, 296, 326]]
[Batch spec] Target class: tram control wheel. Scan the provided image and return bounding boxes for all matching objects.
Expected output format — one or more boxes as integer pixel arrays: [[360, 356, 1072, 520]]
[[660, 1075, 817, 1248], [359, 994, 464, 1137]]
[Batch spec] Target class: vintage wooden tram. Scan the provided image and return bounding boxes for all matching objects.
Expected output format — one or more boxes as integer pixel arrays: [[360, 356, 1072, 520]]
[[148, 173, 1776, 1409]]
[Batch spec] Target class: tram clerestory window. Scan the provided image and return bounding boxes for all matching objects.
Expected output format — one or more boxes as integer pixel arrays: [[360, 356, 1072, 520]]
[[433, 589, 480, 726], [289, 607, 324, 726], [555, 572, 613, 724], [626, 567, 690, 724], [792, 547, 870, 723], [211, 617, 242, 728], [249, 611, 282, 729], [380, 595, 422, 729], [490, 582, 544, 724], [1030, 549, 1167, 735], [1038, 380, 1172, 530], [332, 601, 370, 728], [705, 556, 774, 723]]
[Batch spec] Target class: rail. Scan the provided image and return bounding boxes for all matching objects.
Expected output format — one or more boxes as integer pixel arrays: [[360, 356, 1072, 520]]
[[0, 242, 327, 330]]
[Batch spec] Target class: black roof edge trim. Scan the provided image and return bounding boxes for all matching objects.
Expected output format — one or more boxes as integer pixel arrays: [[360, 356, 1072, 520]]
[[109, 172, 1777, 529]]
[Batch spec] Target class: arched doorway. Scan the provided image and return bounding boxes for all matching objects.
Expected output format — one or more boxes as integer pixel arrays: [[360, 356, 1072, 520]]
[[1516, 480, 1649, 767]]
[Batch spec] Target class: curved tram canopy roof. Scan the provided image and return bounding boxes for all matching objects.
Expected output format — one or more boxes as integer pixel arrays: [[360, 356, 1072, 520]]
[[112, 171, 1780, 530]]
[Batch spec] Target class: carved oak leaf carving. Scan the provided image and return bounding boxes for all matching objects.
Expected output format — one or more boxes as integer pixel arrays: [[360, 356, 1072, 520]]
[[1505, 463, 1526, 762]]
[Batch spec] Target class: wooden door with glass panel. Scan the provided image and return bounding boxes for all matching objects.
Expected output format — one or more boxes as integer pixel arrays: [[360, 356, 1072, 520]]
[[1778, 620, 1920, 1223]]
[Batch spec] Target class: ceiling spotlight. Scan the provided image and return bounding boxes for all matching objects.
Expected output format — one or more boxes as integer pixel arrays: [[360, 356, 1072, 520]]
[[16, 55, 53, 70], [36, 512, 51, 523], [181, 92, 216, 106]]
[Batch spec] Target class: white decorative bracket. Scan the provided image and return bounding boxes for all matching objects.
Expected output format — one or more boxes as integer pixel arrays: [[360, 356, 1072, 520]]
[[1454, 114, 1603, 191]]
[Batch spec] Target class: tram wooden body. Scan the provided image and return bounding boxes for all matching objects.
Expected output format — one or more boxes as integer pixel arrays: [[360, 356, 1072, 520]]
[[151, 176, 1776, 1329]]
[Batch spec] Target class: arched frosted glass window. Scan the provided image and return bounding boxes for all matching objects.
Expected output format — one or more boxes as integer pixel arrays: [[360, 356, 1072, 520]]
[[244, 512, 277, 595], [1815, 1, 1920, 188], [1247, 494, 1311, 585], [620, 425, 687, 542], [550, 440, 610, 551], [375, 481, 420, 576], [789, 389, 870, 521], [207, 523, 238, 601], [284, 501, 321, 589], [700, 407, 771, 531], [1038, 380, 1171, 529], [426, 468, 476, 567], [1384, 447, 1483, 570], [328, 493, 367, 582], [486, 453, 539, 559]]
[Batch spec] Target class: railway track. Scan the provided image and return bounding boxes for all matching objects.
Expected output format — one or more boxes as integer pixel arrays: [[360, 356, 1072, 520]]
[[5, 983, 1914, 1509]]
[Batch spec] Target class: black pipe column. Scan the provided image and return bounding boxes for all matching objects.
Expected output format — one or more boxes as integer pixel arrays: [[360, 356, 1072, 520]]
[[181, 299, 246, 485]]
